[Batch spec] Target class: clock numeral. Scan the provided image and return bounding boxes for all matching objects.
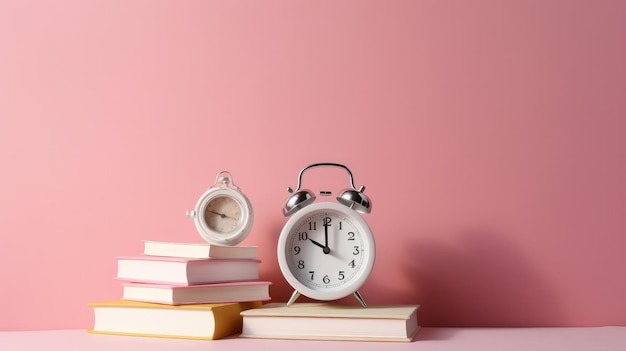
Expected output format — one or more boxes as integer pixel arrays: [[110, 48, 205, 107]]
[[338, 271, 345, 280], [309, 222, 316, 231], [339, 221, 343, 230], [323, 217, 332, 226], [297, 260, 305, 269], [353, 246, 360, 255], [294, 246, 301, 255], [349, 259, 355, 268], [323, 275, 330, 284], [298, 232, 308, 241], [309, 271, 314, 280], [347, 232, 355, 240]]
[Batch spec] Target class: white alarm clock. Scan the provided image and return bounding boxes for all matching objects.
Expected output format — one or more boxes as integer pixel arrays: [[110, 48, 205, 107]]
[[277, 163, 375, 307], [186, 171, 254, 246]]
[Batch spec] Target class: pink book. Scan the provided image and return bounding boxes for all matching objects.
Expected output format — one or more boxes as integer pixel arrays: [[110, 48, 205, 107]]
[[116, 256, 261, 286]]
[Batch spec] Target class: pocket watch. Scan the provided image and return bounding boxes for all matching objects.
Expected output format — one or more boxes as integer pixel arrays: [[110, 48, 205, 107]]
[[277, 163, 375, 307], [186, 171, 254, 246]]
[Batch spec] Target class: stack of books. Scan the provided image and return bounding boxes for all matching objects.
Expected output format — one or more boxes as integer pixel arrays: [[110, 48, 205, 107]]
[[88, 240, 271, 340]]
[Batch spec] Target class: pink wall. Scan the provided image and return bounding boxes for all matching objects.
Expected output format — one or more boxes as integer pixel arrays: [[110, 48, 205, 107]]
[[1, 0, 625, 330]]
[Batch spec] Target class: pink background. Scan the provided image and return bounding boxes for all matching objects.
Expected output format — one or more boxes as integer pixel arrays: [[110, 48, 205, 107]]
[[1, 0, 625, 330]]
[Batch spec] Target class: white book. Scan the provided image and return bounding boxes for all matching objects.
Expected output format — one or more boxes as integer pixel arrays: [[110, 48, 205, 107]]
[[241, 303, 420, 342], [143, 240, 256, 259], [122, 281, 271, 305]]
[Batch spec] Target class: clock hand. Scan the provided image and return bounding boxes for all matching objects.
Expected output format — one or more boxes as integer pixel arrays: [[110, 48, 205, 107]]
[[207, 210, 227, 219], [309, 238, 330, 255], [324, 221, 329, 249], [309, 238, 325, 249]]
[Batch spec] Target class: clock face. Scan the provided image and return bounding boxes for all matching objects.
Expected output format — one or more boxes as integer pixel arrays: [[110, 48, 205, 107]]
[[203, 196, 242, 233], [191, 186, 254, 246], [278, 202, 375, 301]]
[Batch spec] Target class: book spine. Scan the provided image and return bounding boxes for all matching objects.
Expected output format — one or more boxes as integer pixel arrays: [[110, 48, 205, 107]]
[[211, 301, 263, 339]]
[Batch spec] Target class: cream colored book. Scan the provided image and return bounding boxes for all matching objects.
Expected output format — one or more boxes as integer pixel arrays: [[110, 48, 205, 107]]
[[240, 302, 420, 342], [143, 240, 257, 259]]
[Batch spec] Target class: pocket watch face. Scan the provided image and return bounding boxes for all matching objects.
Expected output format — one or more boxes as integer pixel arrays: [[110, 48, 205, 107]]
[[190, 185, 254, 246], [278, 202, 375, 301], [203, 195, 243, 234]]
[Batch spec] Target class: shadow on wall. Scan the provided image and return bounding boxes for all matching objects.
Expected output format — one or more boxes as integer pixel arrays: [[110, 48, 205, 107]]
[[374, 229, 563, 327]]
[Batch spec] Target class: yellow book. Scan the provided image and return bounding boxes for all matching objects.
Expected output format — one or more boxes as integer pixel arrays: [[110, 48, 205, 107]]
[[88, 300, 261, 340], [241, 302, 420, 342]]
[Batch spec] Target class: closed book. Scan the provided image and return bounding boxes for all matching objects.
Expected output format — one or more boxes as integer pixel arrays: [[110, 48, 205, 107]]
[[88, 300, 261, 340], [143, 240, 257, 259], [241, 303, 420, 342], [116, 256, 260, 285], [122, 281, 272, 305]]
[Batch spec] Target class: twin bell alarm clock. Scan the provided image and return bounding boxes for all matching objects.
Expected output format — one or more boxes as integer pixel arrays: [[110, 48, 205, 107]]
[[277, 163, 375, 307]]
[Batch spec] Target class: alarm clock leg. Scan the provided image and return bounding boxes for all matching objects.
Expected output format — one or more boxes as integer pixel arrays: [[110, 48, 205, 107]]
[[353, 291, 367, 308], [286, 290, 301, 307]]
